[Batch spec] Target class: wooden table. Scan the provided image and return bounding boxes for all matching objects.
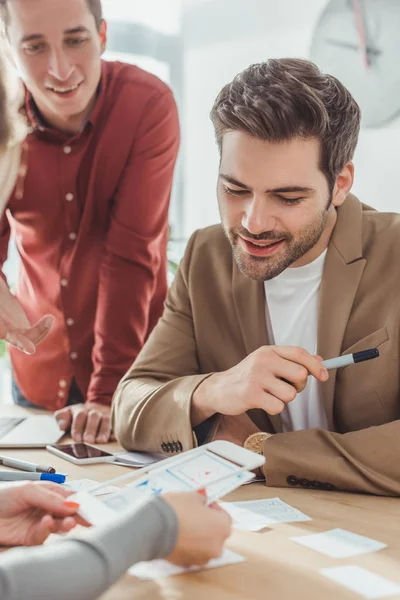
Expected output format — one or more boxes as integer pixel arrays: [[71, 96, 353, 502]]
[[1, 405, 400, 600]]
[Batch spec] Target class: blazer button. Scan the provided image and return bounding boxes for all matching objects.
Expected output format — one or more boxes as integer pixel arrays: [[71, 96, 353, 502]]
[[311, 480, 324, 489], [287, 475, 299, 486], [324, 483, 335, 491], [300, 478, 311, 488]]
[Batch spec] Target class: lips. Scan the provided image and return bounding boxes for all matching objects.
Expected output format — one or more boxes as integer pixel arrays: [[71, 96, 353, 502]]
[[45, 81, 83, 96], [240, 236, 285, 257]]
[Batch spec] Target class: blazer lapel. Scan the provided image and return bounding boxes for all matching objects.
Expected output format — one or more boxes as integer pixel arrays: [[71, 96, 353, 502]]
[[232, 259, 283, 433], [318, 195, 366, 429]]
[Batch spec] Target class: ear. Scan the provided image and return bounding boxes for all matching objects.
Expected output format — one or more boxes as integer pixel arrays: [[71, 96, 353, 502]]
[[99, 20, 107, 54], [331, 162, 354, 208]]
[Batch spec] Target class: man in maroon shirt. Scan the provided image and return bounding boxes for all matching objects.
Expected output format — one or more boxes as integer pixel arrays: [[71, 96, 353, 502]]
[[0, 0, 180, 443]]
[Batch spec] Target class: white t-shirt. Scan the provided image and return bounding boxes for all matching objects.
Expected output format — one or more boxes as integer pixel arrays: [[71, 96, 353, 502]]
[[264, 250, 328, 432]]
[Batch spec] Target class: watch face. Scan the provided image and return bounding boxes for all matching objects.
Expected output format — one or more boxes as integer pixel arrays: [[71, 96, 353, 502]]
[[310, 0, 400, 127]]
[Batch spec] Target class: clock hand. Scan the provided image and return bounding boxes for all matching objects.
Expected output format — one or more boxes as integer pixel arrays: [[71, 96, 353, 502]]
[[352, 0, 370, 70], [325, 38, 381, 57]]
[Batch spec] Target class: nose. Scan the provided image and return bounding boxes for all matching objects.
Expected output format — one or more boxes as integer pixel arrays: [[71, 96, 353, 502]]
[[48, 48, 75, 82], [242, 194, 277, 235]]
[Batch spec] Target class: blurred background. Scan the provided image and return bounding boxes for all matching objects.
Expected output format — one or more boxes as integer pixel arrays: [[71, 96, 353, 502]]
[[2, 0, 400, 400]]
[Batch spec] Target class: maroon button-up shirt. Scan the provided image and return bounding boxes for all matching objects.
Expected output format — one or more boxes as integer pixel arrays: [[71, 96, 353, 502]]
[[0, 60, 180, 410]]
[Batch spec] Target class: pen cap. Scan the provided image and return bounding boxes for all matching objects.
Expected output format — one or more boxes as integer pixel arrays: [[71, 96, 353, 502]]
[[40, 473, 66, 484], [353, 348, 379, 363]]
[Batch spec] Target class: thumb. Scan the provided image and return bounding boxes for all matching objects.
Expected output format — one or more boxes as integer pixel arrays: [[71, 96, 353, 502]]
[[24, 315, 55, 345]]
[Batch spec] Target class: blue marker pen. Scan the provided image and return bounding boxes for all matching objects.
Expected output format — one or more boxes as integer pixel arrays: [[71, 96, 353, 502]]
[[0, 472, 66, 483]]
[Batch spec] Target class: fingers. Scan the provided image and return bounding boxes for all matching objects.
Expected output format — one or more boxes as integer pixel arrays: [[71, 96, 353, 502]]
[[30, 515, 78, 546], [4, 315, 55, 354], [83, 409, 102, 444], [54, 407, 73, 432], [71, 408, 88, 442], [38, 482, 73, 499], [24, 315, 55, 346], [263, 375, 298, 402], [275, 347, 328, 382], [94, 411, 112, 444], [52, 516, 78, 534], [6, 331, 36, 354], [21, 483, 81, 517], [29, 515, 55, 546]]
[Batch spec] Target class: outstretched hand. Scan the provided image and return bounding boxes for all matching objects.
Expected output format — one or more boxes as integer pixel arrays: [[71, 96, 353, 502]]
[[0, 278, 54, 354]]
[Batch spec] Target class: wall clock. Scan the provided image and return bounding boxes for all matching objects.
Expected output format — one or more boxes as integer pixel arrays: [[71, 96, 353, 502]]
[[310, 0, 400, 127]]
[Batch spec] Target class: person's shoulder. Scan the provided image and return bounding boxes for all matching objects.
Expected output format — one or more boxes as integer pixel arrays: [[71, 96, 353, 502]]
[[104, 60, 174, 101], [190, 225, 231, 254], [362, 204, 400, 238], [361, 204, 400, 261], [183, 225, 232, 271]]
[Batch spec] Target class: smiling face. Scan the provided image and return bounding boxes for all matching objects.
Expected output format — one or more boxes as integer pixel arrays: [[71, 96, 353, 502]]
[[218, 132, 353, 281], [6, 0, 106, 134]]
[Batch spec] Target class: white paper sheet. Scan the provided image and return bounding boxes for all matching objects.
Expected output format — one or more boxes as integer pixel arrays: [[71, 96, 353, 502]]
[[222, 497, 311, 530], [291, 528, 387, 558], [65, 479, 120, 496], [220, 502, 272, 531], [129, 549, 246, 580], [320, 566, 400, 599]]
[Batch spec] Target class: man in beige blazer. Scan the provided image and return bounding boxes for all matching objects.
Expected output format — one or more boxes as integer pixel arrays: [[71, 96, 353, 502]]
[[113, 58, 399, 496]]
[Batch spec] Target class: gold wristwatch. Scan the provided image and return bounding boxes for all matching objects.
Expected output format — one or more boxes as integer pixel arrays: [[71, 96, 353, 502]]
[[244, 432, 273, 455]]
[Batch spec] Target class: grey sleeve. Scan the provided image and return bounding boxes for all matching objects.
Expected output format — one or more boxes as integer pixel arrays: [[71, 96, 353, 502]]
[[0, 496, 178, 600]]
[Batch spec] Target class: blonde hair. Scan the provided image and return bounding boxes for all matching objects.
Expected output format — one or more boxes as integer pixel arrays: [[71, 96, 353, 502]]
[[0, 31, 26, 152], [0, 31, 27, 212]]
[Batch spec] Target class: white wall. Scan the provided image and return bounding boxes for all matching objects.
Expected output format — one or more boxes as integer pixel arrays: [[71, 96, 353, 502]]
[[182, 0, 400, 237]]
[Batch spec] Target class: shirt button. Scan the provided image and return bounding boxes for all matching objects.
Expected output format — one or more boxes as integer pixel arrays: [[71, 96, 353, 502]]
[[58, 391, 65, 398], [63, 146, 72, 154], [59, 380, 68, 388], [69, 232, 77, 241], [70, 352, 78, 360], [65, 193, 74, 202], [61, 278, 68, 287], [66, 318, 75, 327]]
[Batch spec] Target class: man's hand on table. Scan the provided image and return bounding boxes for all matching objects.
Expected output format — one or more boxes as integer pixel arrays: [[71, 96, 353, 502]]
[[55, 403, 115, 444], [0, 481, 83, 547]]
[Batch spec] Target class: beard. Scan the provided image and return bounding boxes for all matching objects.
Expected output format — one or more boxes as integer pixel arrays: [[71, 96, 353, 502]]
[[224, 208, 329, 281]]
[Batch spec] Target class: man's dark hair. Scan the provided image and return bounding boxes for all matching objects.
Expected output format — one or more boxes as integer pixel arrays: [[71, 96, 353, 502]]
[[210, 58, 361, 192], [0, 0, 104, 29]]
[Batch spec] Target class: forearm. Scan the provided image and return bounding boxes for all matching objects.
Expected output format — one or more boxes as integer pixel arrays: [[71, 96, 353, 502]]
[[191, 373, 224, 427], [0, 497, 178, 600], [264, 421, 400, 496], [112, 372, 210, 453]]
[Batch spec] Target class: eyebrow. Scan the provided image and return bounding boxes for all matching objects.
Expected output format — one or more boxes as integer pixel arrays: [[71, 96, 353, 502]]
[[219, 173, 315, 194], [21, 26, 90, 44]]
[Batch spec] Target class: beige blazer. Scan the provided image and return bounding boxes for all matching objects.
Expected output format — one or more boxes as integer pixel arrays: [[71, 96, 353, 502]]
[[113, 194, 400, 496]]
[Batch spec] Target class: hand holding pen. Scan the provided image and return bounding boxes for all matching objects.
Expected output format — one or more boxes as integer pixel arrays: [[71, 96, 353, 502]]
[[191, 345, 380, 424]]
